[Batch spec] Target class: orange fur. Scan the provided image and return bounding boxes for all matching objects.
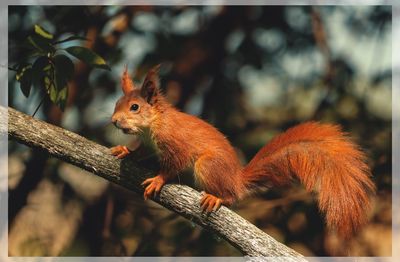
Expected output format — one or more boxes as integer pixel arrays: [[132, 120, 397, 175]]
[[121, 66, 135, 95], [243, 122, 375, 237], [151, 107, 245, 203], [112, 66, 375, 238]]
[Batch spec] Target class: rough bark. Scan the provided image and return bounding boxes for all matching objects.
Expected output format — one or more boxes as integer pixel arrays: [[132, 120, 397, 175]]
[[1, 106, 305, 260]]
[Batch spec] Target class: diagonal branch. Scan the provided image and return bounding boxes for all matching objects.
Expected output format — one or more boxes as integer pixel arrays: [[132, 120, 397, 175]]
[[1, 106, 305, 259]]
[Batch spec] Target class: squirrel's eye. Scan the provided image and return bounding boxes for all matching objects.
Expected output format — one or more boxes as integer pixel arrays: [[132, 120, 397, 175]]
[[130, 104, 139, 112]]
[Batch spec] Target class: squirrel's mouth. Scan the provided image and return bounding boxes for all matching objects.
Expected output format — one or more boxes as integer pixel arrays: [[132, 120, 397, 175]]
[[113, 121, 138, 134], [121, 128, 136, 134]]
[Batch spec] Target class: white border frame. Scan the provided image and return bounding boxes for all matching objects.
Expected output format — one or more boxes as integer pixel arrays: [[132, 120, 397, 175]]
[[1, 1, 397, 261]]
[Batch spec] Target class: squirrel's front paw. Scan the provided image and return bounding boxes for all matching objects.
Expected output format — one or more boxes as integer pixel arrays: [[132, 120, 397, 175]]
[[200, 193, 222, 213], [110, 145, 130, 159], [141, 175, 166, 200]]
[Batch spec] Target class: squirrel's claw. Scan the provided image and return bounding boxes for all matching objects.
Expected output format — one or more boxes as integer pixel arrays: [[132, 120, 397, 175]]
[[110, 145, 130, 159], [142, 175, 166, 200], [200, 193, 222, 213]]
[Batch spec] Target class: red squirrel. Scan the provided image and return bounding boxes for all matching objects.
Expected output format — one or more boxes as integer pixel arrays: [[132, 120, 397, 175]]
[[111, 65, 375, 238]]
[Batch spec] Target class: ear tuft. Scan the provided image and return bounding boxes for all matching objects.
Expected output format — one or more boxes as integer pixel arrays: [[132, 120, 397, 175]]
[[140, 65, 161, 104], [121, 65, 135, 95]]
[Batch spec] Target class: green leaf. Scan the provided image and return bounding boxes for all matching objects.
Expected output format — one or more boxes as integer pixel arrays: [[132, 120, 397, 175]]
[[52, 55, 73, 111], [44, 73, 68, 111], [54, 55, 75, 80], [20, 68, 33, 98], [65, 46, 110, 70], [31, 56, 50, 89], [53, 36, 88, 45], [34, 24, 53, 40], [27, 35, 54, 53], [16, 64, 32, 97], [43, 62, 69, 111], [57, 86, 68, 111], [45, 75, 56, 101], [15, 64, 30, 81]]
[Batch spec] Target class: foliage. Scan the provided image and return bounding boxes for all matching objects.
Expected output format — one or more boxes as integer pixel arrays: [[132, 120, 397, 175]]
[[11, 24, 110, 111]]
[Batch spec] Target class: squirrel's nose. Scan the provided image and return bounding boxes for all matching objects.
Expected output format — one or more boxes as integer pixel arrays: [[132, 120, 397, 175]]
[[111, 116, 118, 127], [112, 118, 122, 129]]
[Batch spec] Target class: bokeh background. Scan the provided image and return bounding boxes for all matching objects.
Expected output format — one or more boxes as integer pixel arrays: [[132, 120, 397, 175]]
[[7, 5, 391, 256]]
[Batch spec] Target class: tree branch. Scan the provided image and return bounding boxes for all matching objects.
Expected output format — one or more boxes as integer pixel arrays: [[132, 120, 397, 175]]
[[1, 106, 305, 259]]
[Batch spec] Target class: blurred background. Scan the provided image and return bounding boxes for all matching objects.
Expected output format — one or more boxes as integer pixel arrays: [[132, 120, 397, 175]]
[[7, 5, 391, 256]]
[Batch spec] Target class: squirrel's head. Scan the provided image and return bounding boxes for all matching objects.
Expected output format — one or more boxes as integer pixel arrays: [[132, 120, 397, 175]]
[[112, 65, 163, 134]]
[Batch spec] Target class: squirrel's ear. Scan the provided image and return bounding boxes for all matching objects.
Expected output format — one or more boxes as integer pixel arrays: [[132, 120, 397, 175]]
[[140, 64, 161, 105], [121, 66, 136, 95]]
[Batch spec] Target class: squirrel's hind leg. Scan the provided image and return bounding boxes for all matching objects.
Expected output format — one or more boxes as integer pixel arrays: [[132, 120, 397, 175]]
[[194, 154, 237, 213], [200, 193, 222, 213], [200, 193, 234, 213]]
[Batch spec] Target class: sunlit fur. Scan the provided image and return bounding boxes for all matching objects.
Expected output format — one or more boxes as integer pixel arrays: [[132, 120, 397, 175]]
[[112, 67, 159, 135], [113, 67, 375, 238], [112, 92, 158, 134], [121, 66, 135, 95], [243, 122, 376, 237]]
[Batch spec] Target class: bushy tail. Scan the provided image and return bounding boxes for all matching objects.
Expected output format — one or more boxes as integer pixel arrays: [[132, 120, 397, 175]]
[[242, 122, 375, 237]]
